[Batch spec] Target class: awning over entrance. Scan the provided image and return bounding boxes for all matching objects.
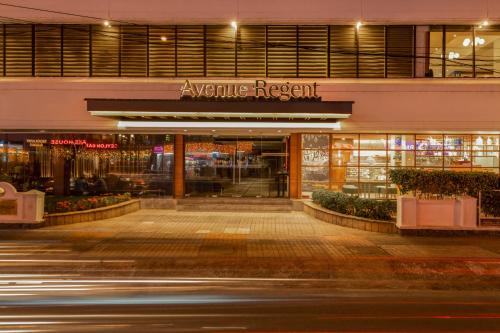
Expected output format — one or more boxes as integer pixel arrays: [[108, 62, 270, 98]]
[[86, 99, 353, 123]]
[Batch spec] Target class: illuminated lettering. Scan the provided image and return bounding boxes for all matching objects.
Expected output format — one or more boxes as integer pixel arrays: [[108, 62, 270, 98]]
[[254, 80, 268, 98], [180, 80, 320, 100]]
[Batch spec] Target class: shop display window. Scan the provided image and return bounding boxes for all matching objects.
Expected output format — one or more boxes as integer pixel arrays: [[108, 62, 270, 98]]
[[0, 133, 174, 197], [389, 135, 415, 151], [359, 134, 387, 150], [302, 134, 329, 149], [301, 133, 500, 199], [331, 134, 358, 150], [389, 151, 415, 168]]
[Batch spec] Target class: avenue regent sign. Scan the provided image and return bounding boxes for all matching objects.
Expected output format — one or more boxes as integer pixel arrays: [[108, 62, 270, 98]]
[[180, 80, 320, 101]]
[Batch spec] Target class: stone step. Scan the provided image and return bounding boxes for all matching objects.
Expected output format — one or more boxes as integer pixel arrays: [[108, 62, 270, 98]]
[[176, 197, 294, 212], [176, 203, 293, 212], [177, 197, 292, 206]]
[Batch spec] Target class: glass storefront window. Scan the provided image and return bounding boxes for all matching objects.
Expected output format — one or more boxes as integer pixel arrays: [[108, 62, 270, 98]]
[[301, 133, 500, 199], [302, 150, 329, 166], [473, 135, 500, 152], [416, 135, 443, 151], [302, 134, 329, 149], [444, 135, 471, 151], [301, 134, 329, 197], [389, 134, 415, 151], [331, 134, 358, 150], [0, 133, 174, 197], [359, 134, 387, 150], [331, 150, 356, 166], [389, 151, 415, 168], [186, 136, 288, 198], [429, 27, 444, 77], [475, 29, 500, 77], [445, 27, 474, 77]]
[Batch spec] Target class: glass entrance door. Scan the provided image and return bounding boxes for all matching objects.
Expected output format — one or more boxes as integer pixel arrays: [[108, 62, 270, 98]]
[[184, 135, 288, 198]]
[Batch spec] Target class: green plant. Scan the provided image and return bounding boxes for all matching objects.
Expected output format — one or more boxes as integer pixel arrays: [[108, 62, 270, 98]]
[[312, 190, 396, 221], [481, 191, 500, 217], [388, 169, 498, 198], [45, 193, 131, 214]]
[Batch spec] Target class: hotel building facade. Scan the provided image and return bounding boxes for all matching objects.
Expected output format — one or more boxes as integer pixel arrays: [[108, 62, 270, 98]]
[[1, 0, 500, 200]]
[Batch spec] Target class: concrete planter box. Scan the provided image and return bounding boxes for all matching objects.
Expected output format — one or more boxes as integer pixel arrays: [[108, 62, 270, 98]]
[[397, 196, 477, 230], [43, 199, 141, 227], [0, 182, 45, 224], [303, 201, 398, 234]]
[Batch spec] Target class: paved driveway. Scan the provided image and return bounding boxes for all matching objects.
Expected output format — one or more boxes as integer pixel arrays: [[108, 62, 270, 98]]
[[1, 209, 500, 289]]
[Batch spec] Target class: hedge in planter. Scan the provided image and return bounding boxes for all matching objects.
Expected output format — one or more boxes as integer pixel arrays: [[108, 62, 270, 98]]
[[312, 190, 396, 221], [388, 169, 499, 198], [389, 169, 500, 217]]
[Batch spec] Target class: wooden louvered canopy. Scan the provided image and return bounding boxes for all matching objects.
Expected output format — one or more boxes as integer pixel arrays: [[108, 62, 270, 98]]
[[86, 98, 353, 123], [1, 24, 415, 78]]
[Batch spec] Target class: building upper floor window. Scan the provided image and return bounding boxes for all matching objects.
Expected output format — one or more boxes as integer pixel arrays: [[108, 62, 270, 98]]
[[428, 25, 500, 78]]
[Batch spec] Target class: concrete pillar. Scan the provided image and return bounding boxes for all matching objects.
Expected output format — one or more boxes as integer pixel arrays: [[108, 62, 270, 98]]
[[289, 133, 301, 199], [415, 26, 430, 78], [174, 134, 184, 198], [53, 157, 71, 196]]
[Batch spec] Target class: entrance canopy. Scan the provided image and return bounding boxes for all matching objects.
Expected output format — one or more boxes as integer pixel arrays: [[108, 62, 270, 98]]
[[86, 99, 353, 123]]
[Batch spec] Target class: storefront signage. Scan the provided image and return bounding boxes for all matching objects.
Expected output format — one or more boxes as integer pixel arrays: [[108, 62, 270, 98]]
[[180, 80, 319, 101], [26, 139, 47, 147], [50, 139, 118, 149]]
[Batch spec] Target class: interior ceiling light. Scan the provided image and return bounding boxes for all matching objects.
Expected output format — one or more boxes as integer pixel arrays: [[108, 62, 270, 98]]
[[160, 36, 167, 42], [356, 21, 363, 30], [463, 38, 471, 47], [103, 20, 111, 27], [448, 51, 460, 60], [231, 21, 238, 29]]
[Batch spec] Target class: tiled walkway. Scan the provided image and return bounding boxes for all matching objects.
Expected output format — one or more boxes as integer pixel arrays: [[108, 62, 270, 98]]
[[1, 210, 500, 287], [4, 209, 500, 259]]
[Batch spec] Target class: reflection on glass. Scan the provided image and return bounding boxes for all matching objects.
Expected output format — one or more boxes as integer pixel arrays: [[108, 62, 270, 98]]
[[389, 134, 415, 150], [301, 133, 500, 198], [302, 134, 329, 149], [0, 134, 174, 196], [445, 28, 474, 77], [389, 151, 415, 167], [332, 134, 358, 150], [416, 135, 443, 151], [429, 28, 443, 77], [360, 134, 387, 150], [475, 29, 500, 77], [302, 150, 329, 166], [302, 167, 329, 182], [185, 136, 288, 198], [331, 149, 356, 166], [444, 135, 471, 151]]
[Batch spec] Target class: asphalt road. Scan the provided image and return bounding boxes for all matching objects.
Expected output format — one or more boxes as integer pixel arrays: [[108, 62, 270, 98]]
[[0, 275, 499, 333]]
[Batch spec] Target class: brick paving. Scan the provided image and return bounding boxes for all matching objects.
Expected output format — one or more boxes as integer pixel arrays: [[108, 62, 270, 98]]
[[2, 209, 500, 259], [1, 209, 500, 289]]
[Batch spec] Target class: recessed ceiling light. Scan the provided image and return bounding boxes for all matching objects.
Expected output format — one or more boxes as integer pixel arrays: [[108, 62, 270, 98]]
[[160, 36, 167, 42]]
